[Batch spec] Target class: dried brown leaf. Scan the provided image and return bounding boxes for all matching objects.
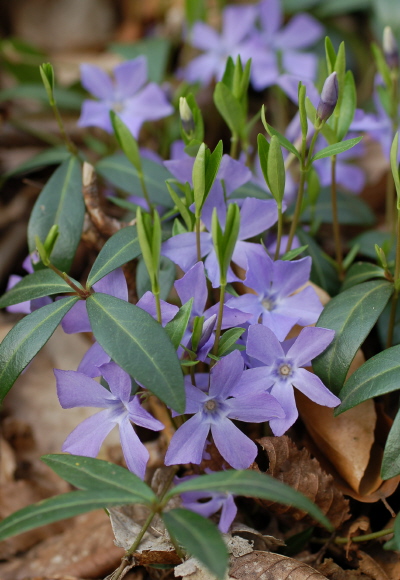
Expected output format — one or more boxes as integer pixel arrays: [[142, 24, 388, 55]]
[[357, 551, 390, 580], [316, 558, 373, 580], [252, 436, 350, 529], [229, 551, 328, 579]]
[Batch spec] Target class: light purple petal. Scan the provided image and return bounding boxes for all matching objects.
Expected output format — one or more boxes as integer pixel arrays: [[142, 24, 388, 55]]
[[209, 350, 244, 399], [250, 51, 279, 90], [22, 255, 34, 274], [268, 383, 298, 436], [222, 5, 256, 45], [286, 327, 335, 367], [225, 293, 262, 324], [261, 309, 298, 342], [219, 494, 237, 533], [99, 361, 132, 402], [204, 302, 252, 329], [279, 286, 323, 326], [137, 291, 179, 326], [164, 156, 194, 185], [55, 369, 115, 408], [80, 64, 114, 100], [62, 408, 118, 457], [93, 267, 128, 301], [190, 21, 221, 50], [200, 182, 226, 231], [162, 232, 212, 272], [273, 257, 311, 298], [124, 83, 173, 123], [275, 15, 323, 50], [184, 382, 209, 414], [175, 262, 207, 316], [244, 252, 273, 295], [78, 100, 113, 133], [232, 240, 266, 274], [204, 248, 242, 289], [259, 0, 282, 36], [231, 366, 275, 396], [114, 57, 147, 100], [126, 396, 164, 431], [61, 300, 90, 334], [277, 74, 320, 107], [6, 275, 31, 314], [292, 367, 341, 407], [238, 198, 278, 240], [282, 51, 318, 81], [211, 418, 257, 469], [246, 324, 284, 366], [336, 162, 366, 194], [226, 392, 284, 422], [184, 497, 223, 519], [165, 413, 210, 465], [77, 341, 110, 378], [218, 155, 252, 196], [182, 53, 222, 85], [119, 415, 149, 478]]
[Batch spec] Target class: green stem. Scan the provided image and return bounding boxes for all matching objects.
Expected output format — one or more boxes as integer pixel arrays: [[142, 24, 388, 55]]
[[230, 132, 239, 159], [386, 210, 400, 347], [331, 155, 344, 279], [286, 169, 306, 253], [154, 289, 162, 324], [334, 527, 394, 545], [274, 203, 283, 260], [47, 262, 91, 299], [195, 215, 202, 263], [139, 172, 153, 212], [212, 282, 226, 356], [50, 99, 78, 156], [386, 69, 399, 231]]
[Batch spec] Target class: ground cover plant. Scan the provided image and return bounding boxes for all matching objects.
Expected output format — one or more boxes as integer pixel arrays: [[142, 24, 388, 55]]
[[2, 0, 400, 578]]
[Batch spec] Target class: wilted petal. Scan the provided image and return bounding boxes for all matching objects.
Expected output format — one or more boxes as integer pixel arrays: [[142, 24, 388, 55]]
[[119, 415, 149, 478], [62, 408, 118, 457], [80, 64, 114, 100], [165, 413, 210, 465], [114, 57, 148, 100], [78, 100, 113, 133], [292, 368, 340, 407], [211, 418, 257, 469], [55, 369, 114, 408]]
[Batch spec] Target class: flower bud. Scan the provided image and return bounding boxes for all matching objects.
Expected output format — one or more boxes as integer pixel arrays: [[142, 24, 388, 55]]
[[316, 72, 338, 123], [383, 26, 399, 69], [179, 96, 195, 135]]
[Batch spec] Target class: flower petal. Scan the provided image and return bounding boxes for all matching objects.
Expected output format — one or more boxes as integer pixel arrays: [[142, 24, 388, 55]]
[[162, 233, 212, 272], [55, 369, 114, 408], [62, 409, 118, 457], [93, 268, 128, 301], [137, 291, 179, 326], [292, 368, 340, 407], [211, 418, 257, 469], [119, 415, 149, 478], [268, 383, 298, 436], [209, 350, 244, 399], [258, 0, 282, 37], [219, 494, 237, 533], [99, 361, 132, 402], [246, 324, 284, 366], [114, 57, 148, 100], [165, 413, 210, 466], [238, 198, 278, 240], [78, 100, 113, 133], [175, 262, 207, 316], [226, 392, 284, 422], [286, 327, 335, 367], [61, 300, 90, 334], [77, 341, 110, 378], [275, 14, 323, 50], [189, 22, 221, 51], [80, 64, 114, 100]]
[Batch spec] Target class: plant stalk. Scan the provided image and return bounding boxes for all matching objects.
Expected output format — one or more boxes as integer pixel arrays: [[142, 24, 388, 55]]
[[386, 209, 400, 347], [212, 282, 226, 356], [330, 155, 344, 279]]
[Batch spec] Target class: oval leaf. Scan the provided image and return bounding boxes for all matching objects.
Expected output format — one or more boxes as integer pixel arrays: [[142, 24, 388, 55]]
[[27, 156, 84, 272], [162, 508, 228, 579], [167, 470, 332, 530], [341, 262, 386, 291], [313, 280, 393, 394], [0, 296, 79, 403], [165, 298, 194, 350], [87, 226, 141, 287], [86, 293, 185, 413], [311, 137, 362, 161], [0, 269, 75, 308], [42, 454, 156, 504], [0, 490, 142, 542], [382, 408, 400, 480], [214, 82, 244, 135], [337, 344, 400, 413]]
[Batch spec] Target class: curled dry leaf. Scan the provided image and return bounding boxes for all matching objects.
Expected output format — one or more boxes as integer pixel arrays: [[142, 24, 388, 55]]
[[357, 551, 391, 580], [229, 551, 328, 579], [252, 436, 350, 529]]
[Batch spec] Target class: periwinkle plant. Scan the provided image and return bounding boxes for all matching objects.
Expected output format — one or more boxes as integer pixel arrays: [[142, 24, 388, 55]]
[[2, 4, 400, 578]]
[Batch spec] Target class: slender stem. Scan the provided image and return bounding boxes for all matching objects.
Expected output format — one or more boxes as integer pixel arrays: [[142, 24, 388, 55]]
[[154, 289, 162, 324], [274, 203, 283, 260], [386, 210, 400, 347], [47, 262, 92, 299], [386, 69, 399, 231], [139, 172, 153, 212], [334, 527, 394, 545], [330, 155, 344, 279], [212, 282, 226, 356], [50, 100, 78, 156], [230, 132, 239, 159], [195, 215, 202, 263], [286, 169, 306, 253]]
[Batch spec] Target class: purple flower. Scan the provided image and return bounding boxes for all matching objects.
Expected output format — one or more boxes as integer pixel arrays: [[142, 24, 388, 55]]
[[78, 57, 173, 138], [316, 72, 338, 122], [246, 0, 324, 90], [164, 350, 284, 469], [244, 324, 340, 435], [6, 255, 51, 314], [174, 262, 250, 359], [181, 5, 257, 85], [177, 472, 237, 533], [55, 361, 164, 478], [226, 253, 323, 341]]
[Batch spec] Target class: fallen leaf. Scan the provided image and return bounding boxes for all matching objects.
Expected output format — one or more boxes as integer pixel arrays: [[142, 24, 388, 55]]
[[253, 436, 350, 529], [316, 558, 373, 579], [357, 551, 390, 580], [229, 551, 328, 579]]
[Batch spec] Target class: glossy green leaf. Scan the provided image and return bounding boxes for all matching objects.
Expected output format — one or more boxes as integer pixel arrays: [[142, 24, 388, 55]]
[[0, 296, 79, 403], [311, 137, 362, 161], [111, 112, 142, 174], [3, 147, 70, 180], [267, 135, 285, 203], [110, 37, 171, 84], [301, 188, 375, 226], [341, 262, 386, 291], [382, 408, 400, 479], [0, 490, 142, 542], [87, 226, 141, 287], [0, 269, 75, 308], [192, 143, 206, 212], [162, 509, 228, 579], [86, 293, 185, 413], [167, 470, 332, 530], [27, 156, 84, 272], [136, 256, 175, 301], [214, 82, 244, 135], [218, 327, 245, 357], [205, 140, 223, 197], [96, 154, 174, 208], [350, 230, 395, 261], [261, 105, 301, 159], [42, 454, 156, 504], [371, 42, 392, 90], [337, 345, 400, 413], [296, 230, 340, 296], [165, 299, 194, 350], [333, 42, 346, 115], [257, 133, 271, 190], [384, 511, 400, 550], [325, 36, 336, 75], [313, 280, 393, 394], [337, 71, 357, 141]]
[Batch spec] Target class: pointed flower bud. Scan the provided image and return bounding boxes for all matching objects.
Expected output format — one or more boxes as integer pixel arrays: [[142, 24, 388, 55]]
[[316, 72, 338, 123], [179, 96, 195, 135], [383, 26, 399, 69]]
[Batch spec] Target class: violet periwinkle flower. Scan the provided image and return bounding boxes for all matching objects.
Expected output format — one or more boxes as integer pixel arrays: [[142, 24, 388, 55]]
[[164, 350, 284, 469], [6, 255, 51, 314], [316, 72, 338, 123], [244, 324, 340, 435], [78, 57, 173, 138], [177, 472, 237, 533], [54, 361, 164, 479], [226, 253, 323, 341], [181, 4, 257, 85]]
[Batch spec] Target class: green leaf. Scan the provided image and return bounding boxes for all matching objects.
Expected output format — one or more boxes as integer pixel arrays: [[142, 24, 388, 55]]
[[325, 36, 336, 75], [261, 106, 301, 159], [0, 269, 75, 308], [205, 140, 223, 197], [298, 82, 308, 138], [341, 262, 386, 291], [214, 82, 245, 135], [311, 137, 362, 161], [337, 71, 357, 141], [96, 154, 174, 208], [42, 454, 156, 504], [27, 156, 84, 272], [218, 327, 245, 357], [281, 245, 308, 261], [0, 296, 79, 403], [165, 299, 194, 350], [305, 98, 337, 144], [86, 293, 185, 413], [0, 84, 84, 110], [336, 345, 400, 414], [371, 42, 392, 90], [296, 229, 340, 296], [301, 188, 375, 226], [384, 511, 400, 550], [110, 38, 171, 84], [136, 256, 175, 301], [166, 181, 193, 232], [185, 0, 206, 27], [257, 133, 271, 190], [350, 230, 395, 261], [162, 508, 228, 579], [87, 226, 141, 287], [167, 470, 332, 530], [192, 143, 206, 212], [390, 132, 400, 203], [333, 42, 346, 115], [267, 135, 285, 203], [382, 408, 400, 479], [3, 147, 70, 180], [0, 489, 142, 542], [111, 112, 142, 174], [313, 280, 394, 394]]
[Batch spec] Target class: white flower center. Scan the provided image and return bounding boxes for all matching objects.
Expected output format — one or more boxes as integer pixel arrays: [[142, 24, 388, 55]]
[[262, 298, 274, 311], [278, 364, 291, 377], [204, 399, 217, 412]]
